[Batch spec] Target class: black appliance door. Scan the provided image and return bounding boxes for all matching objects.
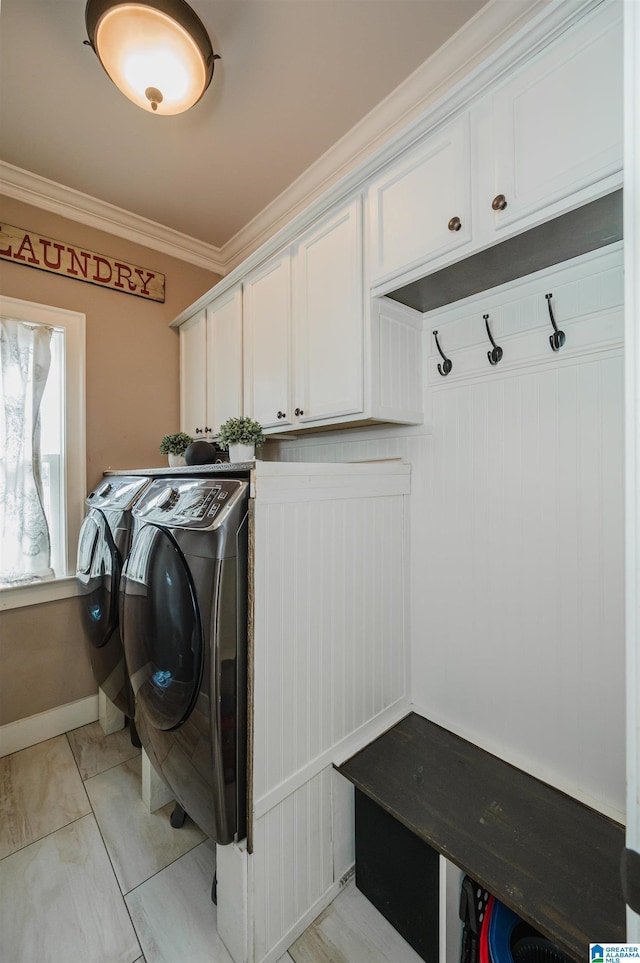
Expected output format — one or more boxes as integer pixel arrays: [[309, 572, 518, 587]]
[[76, 509, 121, 648], [121, 523, 203, 732]]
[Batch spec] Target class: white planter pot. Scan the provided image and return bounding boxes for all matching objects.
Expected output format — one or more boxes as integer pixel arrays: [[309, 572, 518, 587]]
[[168, 453, 187, 467], [228, 443, 255, 463]]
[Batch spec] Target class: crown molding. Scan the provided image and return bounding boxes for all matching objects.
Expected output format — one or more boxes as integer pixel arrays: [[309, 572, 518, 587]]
[[218, 0, 556, 272], [0, 161, 226, 274]]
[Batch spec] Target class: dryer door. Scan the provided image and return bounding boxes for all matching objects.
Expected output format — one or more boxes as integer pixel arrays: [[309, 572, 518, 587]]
[[121, 523, 203, 731], [76, 509, 121, 648]]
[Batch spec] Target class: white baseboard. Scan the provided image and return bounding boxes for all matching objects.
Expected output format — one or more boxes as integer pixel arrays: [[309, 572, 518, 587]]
[[0, 694, 99, 758]]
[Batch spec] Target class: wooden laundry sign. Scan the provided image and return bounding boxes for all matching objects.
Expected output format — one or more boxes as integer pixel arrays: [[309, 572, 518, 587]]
[[0, 222, 165, 303]]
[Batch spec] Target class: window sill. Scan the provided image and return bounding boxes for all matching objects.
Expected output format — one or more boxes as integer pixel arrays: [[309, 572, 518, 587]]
[[0, 576, 80, 611]]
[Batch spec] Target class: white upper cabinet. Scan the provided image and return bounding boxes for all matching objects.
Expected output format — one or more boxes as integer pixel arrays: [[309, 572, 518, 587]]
[[243, 251, 292, 430], [292, 197, 364, 424], [206, 286, 244, 434], [367, 115, 472, 286], [482, 0, 623, 238], [367, 0, 623, 291], [242, 194, 423, 434], [243, 198, 364, 432], [179, 309, 208, 438], [179, 285, 243, 439]]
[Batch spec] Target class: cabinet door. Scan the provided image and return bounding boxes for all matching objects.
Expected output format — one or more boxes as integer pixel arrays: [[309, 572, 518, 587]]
[[486, 1, 622, 235], [243, 252, 292, 430], [367, 116, 471, 286], [293, 197, 363, 424], [179, 310, 207, 437], [206, 286, 243, 434]]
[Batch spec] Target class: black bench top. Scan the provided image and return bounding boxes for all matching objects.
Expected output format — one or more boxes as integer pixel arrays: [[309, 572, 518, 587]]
[[337, 712, 625, 962]]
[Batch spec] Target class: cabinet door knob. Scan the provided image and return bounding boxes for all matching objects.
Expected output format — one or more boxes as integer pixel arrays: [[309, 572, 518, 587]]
[[295, 407, 304, 416], [204, 426, 212, 433], [277, 411, 286, 419], [491, 194, 508, 212], [448, 216, 462, 232], [195, 427, 202, 434]]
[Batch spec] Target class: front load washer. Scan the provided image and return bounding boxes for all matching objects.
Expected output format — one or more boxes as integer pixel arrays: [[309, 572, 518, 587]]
[[76, 475, 151, 719], [120, 474, 249, 844]]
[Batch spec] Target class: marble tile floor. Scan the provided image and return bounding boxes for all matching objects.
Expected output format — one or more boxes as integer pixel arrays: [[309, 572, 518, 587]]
[[0, 721, 422, 963]]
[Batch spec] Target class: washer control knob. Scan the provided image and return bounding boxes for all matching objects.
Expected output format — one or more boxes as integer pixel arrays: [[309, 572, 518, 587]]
[[159, 487, 179, 511], [98, 482, 113, 497]]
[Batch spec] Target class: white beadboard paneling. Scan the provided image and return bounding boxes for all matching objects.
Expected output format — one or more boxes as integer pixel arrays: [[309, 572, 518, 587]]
[[253, 492, 407, 802], [416, 351, 625, 819], [373, 298, 424, 423], [253, 771, 333, 963], [332, 771, 355, 884]]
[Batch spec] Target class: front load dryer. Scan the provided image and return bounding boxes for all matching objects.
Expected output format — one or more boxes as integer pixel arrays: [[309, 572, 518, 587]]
[[120, 474, 249, 844], [76, 475, 151, 719]]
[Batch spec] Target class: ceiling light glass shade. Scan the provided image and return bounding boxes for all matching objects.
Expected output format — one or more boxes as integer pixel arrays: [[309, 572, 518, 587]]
[[85, 0, 217, 115]]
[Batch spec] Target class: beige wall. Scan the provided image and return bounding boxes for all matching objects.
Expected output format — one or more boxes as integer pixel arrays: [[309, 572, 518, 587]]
[[0, 195, 221, 727], [0, 196, 220, 486], [0, 598, 97, 726]]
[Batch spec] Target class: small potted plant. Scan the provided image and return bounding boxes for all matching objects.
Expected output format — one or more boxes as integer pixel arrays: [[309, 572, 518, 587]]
[[159, 431, 193, 467], [217, 416, 265, 462]]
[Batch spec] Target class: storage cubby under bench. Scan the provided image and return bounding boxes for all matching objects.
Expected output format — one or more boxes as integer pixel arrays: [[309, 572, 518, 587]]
[[337, 712, 625, 962]]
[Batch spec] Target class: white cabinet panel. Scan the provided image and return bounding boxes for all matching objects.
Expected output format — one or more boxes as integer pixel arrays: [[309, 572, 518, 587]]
[[372, 297, 423, 423], [180, 288, 243, 439], [179, 310, 208, 437], [487, 0, 623, 234], [206, 287, 243, 434], [180, 287, 242, 438], [243, 252, 292, 430], [294, 197, 364, 423], [368, 116, 471, 285]]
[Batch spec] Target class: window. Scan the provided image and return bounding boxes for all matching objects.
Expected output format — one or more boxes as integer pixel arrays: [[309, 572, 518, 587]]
[[0, 296, 85, 609]]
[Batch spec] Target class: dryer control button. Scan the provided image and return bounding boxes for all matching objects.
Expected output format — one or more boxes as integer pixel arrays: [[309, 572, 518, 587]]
[[98, 482, 113, 497]]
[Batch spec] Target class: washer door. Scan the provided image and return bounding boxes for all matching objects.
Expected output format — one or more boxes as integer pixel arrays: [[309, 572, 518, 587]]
[[121, 523, 203, 731], [76, 509, 121, 648]]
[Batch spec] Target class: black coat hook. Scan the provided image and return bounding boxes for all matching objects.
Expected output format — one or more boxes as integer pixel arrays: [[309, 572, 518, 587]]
[[545, 293, 566, 352], [483, 314, 503, 366], [433, 330, 452, 376]]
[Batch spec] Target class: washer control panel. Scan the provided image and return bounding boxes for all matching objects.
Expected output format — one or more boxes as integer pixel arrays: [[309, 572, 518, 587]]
[[86, 475, 151, 510], [133, 477, 247, 530]]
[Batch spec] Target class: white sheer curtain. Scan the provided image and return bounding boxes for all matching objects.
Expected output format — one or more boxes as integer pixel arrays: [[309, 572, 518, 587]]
[[0, 318, 54, 585]]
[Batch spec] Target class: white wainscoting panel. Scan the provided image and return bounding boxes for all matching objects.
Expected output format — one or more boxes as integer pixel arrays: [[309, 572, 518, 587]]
[[372, 297, 424, 424], [245, 461, 411, 962], [252, 485, 408, 804], [252, 769, 334, 963]]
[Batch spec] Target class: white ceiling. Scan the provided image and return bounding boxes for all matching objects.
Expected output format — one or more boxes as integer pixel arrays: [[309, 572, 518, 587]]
[[1, 0, 494, 255]]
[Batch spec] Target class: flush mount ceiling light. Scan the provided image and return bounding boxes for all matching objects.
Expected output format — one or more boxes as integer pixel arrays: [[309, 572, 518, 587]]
[[85, 0, 219, 115]]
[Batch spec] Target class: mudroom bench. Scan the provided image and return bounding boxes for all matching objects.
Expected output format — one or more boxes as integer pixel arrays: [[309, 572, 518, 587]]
[[337, 713, 625, 963]]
